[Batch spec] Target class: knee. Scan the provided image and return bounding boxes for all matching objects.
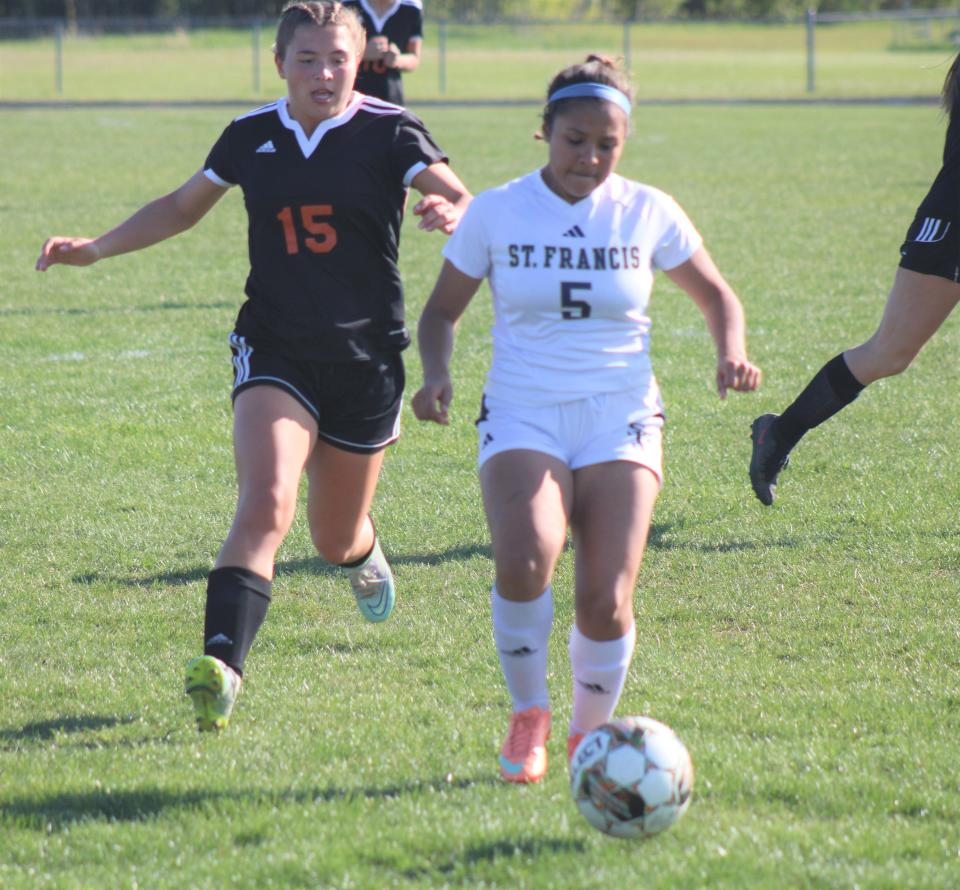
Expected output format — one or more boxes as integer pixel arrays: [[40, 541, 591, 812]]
[[878, 347, 916, 377], [575, 588, 632, 639], [235, 485, 297, 540], [852, 340, 916, 383], [495, 551, 555, 600]]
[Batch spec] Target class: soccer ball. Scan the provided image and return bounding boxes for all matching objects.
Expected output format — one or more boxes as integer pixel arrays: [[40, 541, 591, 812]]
[[570, 716, 694, 839]]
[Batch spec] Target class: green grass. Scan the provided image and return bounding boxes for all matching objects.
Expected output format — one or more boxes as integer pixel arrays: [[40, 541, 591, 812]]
[[3, 100, 960, 887], [1, 20, 958, 101]]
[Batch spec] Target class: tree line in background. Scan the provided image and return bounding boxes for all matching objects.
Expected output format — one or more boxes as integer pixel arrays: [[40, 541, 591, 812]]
[[0, 0, 933, 23]]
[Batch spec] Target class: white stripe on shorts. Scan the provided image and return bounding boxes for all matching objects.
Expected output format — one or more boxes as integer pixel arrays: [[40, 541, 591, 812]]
[[915, 217, 950, 244], [229, 332, 252, 386]]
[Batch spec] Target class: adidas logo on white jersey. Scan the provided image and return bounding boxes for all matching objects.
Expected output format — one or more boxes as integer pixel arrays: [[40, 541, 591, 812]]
[[256, 140, 276, 154], [563, 225, 585, 238]]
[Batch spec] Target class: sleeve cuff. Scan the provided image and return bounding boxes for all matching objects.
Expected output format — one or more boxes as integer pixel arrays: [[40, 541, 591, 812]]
[[203, 168, 233, 188], [403, 161, 429, 187]]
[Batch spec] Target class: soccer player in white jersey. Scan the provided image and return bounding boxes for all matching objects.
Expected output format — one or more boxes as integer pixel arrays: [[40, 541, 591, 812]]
[[35, 1, 471, 732], [413, 55, 761, 784], [749, 52, 960, 506]]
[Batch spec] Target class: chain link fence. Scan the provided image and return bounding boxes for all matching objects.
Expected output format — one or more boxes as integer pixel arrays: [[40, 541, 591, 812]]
[[1, 13, 956, 103]]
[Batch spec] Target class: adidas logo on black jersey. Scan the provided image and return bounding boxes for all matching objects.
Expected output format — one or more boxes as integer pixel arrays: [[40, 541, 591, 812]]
[[256, 140, 276, 154], [563, 225, 585, 238], [913, 217, 950, 244]]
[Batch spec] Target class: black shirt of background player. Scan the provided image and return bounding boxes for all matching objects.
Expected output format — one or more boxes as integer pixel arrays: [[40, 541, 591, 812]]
[[204, 96, 446, 362], [345, 0, 423, 106]]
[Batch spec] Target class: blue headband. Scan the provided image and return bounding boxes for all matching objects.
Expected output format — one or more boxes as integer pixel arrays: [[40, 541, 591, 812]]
[[546, 83, 632, 117]]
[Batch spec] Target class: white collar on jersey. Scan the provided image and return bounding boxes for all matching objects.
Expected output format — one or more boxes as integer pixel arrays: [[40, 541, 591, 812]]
[[358, 0, 402, 33], [277, 93, 365, 159]]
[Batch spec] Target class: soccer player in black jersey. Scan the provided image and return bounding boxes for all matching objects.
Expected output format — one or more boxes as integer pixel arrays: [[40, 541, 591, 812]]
[[35, 0, 471, 731], [750, 54, 960, 506], [343, 0, 422, 105]]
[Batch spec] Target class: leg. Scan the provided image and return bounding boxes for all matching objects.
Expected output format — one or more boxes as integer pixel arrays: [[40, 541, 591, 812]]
[[480, 449, 572, 602], [480, 449, 572, 783], [305, 440, 395, 622], [844, 267, 960, 383], [305, 439, 385, 564], [567, 462, 659, 747], [751, 268, 960, 505], [218, 386, 317, 576], [188, 385, 316, 730]]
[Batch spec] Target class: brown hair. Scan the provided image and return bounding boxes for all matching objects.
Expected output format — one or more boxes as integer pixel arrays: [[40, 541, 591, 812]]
[[943, 50, 960, 117], [273, 1, 365, 60], [542, 54, 633, 134]]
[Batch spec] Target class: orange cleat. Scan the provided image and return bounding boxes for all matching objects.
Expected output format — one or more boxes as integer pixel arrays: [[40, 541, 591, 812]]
[[498, 706, 551, 784], [567, 731, 585, 764]]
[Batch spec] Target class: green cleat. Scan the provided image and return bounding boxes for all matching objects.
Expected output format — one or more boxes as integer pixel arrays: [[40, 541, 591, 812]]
[[344, 537, 395, 623], [185, 655, 241, 732]]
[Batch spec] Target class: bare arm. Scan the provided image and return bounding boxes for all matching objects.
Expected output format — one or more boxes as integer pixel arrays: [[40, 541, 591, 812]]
[[410, 162, 472, 235], [364, 34, 389, 61], [665, 247, 761, 398], [384, 38, 421, 72], [36, 170, 227, 271], [411, 260, 484, 425]]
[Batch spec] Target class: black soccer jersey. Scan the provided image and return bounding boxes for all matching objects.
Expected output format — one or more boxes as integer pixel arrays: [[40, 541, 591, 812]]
[[203, 95, 446, 362], [944, 94, 960, 173], [344, 0, 423, 105], [923, 114, 959, 207]]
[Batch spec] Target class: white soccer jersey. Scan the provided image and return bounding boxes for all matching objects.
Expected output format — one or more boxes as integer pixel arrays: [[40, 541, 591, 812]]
[[442, 170, 703, 407]]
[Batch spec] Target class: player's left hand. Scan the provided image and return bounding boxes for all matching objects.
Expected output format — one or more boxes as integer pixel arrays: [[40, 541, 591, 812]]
[[382, 43, 401, 67], [364, 35, 389, 61], [413, 194, 463, 235], [411, 377, 453, 425], [716, 356, 761, 399]]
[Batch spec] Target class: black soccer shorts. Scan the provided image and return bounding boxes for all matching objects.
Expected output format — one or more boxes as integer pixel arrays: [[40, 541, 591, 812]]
[[898, 179, 960, 282], [228, 332, 404, 453]]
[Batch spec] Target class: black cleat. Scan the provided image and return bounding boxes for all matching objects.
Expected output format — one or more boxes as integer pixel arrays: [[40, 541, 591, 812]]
[[750, 413, 790, 506]]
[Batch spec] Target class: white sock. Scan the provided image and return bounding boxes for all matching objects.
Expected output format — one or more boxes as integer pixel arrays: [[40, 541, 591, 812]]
[[491, 585, 554, 712], [568, 623, 636, 736]]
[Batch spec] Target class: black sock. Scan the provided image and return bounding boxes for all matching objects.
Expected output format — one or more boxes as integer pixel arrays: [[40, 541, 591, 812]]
[[203, 566, 272, 676], [338, 516, 376, 569], [774, 353, 865, 454], [339, 539, 375, 569]]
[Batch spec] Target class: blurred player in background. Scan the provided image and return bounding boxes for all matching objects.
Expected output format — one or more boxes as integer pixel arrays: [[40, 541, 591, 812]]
[[749, 53, 960, 506], [36, 0, 470, 732], [344, 0, 423, 105], [413, 55, 760, 784]]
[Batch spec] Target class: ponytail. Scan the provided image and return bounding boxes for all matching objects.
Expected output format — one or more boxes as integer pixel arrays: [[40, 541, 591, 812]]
[[942, 50, 960, 117]]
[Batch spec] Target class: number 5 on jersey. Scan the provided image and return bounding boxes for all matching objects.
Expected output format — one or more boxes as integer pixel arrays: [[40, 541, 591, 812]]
[[561, 281, 592, 320], [277, 205, 337, 254]]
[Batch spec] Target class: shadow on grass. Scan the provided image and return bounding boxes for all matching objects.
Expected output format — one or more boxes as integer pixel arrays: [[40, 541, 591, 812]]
[[389, 837, 588, 879], [0, 301, 235, 318], [0, 714, 135, 743], [648, 522, 806, 553], [2, 774, 501, 831], [71, 543, 493, 590], [0, 714, 177, 754], [71, 525, 807, 591]]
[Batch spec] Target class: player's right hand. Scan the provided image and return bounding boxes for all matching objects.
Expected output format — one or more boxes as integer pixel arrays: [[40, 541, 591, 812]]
[[364, 35, 389, 60], [36, 237, 100, 271], [411, 379, 453, 425]]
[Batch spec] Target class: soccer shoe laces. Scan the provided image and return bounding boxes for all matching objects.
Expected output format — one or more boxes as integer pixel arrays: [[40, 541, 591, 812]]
[[503, 707, 551, 760]]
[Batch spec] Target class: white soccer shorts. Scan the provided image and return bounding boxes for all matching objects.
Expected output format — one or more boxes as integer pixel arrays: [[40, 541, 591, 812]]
[[476, 389, 665, 485]]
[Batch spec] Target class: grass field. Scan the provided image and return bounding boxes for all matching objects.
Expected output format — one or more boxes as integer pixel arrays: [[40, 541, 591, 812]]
[[3, 95, 960, 886], [1, 19, 959, 101]]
